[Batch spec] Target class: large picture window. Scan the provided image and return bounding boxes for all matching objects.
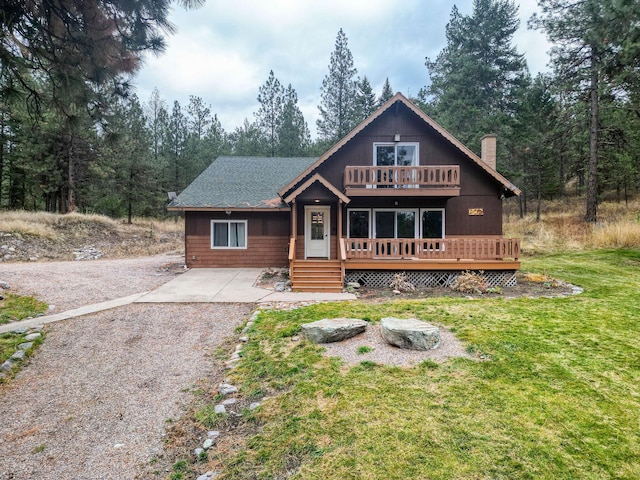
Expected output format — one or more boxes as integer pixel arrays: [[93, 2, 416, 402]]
[[348, 208, 445, 240], [211, 220, 247, 249]]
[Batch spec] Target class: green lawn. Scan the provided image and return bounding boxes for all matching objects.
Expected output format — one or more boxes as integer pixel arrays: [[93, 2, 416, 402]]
[[0, 293, 47, 371], [202, 249, 640, 479]]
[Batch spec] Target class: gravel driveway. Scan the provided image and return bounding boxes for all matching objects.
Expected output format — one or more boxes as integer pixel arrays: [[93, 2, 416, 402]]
[[0, 257, 252, 479]]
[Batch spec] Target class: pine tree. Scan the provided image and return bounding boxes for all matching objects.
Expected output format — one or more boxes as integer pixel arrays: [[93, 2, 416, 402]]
[[256, 71, 285, 157], [317, 29, 359, 145], [0, 0, 203, 119], [378, 78, 394, 107], [424, 0, 527, 156], [277, 85, 311, 156], [355, 77, 377, 122], [531, 0, 640, 222]]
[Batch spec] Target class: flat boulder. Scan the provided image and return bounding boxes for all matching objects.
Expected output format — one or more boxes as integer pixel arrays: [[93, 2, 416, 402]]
[[301, 318, 368, 344], [380, 317, 440, 351]]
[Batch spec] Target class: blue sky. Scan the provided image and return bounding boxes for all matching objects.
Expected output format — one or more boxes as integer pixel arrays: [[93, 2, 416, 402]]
[[134, 0, 551, 137]]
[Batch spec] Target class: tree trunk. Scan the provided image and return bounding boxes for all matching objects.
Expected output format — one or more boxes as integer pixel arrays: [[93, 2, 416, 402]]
[[585, 45, 599, 223]]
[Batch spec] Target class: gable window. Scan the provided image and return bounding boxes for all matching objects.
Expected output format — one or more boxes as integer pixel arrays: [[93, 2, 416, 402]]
[[374, 143, 418, 167], [211, 220, 247, 249]]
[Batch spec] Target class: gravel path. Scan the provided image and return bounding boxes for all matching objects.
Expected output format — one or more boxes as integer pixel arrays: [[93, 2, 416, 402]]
[[1, 253, 185, 312], [0, 256, 252, 479]]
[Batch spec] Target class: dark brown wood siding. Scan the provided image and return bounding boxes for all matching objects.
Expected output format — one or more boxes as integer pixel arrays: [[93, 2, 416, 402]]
[[185, 211, 290, 268], [310, 102, 504, 236]]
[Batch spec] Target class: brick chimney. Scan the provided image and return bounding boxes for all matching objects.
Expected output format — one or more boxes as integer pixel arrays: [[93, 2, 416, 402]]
[[481, 134, 497, 170]]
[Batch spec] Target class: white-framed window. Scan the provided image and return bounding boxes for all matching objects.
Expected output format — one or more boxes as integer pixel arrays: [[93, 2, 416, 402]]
[[373, 142, 419, 167], [373, 209, 419, 239], [210, 220, 247, 249], [420, 209, 445, 238], [347, 209, 371, 238]]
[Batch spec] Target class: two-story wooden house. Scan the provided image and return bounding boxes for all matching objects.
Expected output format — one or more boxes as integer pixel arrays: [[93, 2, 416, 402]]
[[169, 93, 521, 292]]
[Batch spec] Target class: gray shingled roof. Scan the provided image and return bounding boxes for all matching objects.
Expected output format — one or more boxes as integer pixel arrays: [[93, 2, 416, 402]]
[[169, 156, 318, 209]]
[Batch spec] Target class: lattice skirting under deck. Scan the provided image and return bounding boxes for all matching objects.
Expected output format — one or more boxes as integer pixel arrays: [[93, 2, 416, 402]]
[[344, 270, 518, 288]]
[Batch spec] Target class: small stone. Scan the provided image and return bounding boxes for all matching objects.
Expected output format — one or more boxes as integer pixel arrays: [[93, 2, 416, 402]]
[[1, 360, 14, 372], [48, 305, 56, 312], [222, 398, 236, 406], [249, 402, 260, 410], [11, 350, 26, 361], [291, 335, 300, 342], [194, 447, 204, 457], [11, 327, 28, 334], [203, 438, 214, 450], [114, 443, 125, 449], [24, 333, 41, 341], [392, 289, 401, 294], [214, 404, 226, 414], [234, 344, 242, 352], [0, 281, 8, 289], [207, 430, 220, 438], [346, 282, 360, 289], [239, 336, 248, 342], [18, 342, 33, 351]]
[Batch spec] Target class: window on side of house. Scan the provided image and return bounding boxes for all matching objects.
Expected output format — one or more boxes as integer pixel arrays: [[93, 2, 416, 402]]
[[211, 220, 247, 249], [421, 209, 444, 238]]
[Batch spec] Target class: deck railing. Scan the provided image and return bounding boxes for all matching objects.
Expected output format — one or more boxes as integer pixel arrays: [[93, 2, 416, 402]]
[[344, 165, 460, 189], [343, 237, 520, 261]]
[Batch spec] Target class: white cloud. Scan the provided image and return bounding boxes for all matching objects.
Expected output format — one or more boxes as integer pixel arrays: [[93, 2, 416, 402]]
[[134, 0, 552, 137]]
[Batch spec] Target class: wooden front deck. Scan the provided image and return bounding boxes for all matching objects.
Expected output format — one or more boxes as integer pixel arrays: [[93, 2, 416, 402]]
[[288, 237, 521, 291]]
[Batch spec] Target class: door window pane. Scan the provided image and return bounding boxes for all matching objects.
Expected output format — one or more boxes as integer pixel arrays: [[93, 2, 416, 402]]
[[375, 145, 395, 166], [422, 210, 443, 238], [349, 211, 369, 238], [397, 212, 416, 238], [396, 145, 416, 166], [375, 211, 395, 238], [311, 212, 324, 240]]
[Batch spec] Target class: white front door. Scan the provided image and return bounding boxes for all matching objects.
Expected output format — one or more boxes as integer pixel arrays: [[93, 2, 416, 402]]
[[305, 206, 330, 259]]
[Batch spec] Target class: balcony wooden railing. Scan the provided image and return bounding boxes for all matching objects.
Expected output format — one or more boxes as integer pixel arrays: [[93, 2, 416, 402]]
[[344, 165, 460, 189], [342, 237, 520, 261]]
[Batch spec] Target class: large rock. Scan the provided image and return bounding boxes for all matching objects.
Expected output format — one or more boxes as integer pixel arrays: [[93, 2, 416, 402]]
[[301, 318, 368, 343], [380, 317, 440, 351]]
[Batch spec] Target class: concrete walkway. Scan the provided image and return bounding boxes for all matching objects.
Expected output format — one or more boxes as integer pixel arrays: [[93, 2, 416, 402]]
[[135, 268, 356, 304], [0, 292, 148, 334]]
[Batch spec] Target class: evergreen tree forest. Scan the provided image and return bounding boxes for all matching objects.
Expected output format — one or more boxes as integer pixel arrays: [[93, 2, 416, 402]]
[[1, 0, 639, 221]]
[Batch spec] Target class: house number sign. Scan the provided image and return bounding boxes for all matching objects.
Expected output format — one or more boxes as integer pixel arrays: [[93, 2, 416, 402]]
[[468, 208, 484, 216]]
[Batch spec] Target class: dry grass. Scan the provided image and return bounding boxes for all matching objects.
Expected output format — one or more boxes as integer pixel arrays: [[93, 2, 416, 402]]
[[0, 211, 183, 260], [504, 196, 640, 253]]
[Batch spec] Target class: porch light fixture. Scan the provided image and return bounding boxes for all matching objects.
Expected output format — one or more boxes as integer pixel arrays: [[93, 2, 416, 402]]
[[225, 210, 232, 215], [394, 133, 401, 142], [314, 199, 320, 203]]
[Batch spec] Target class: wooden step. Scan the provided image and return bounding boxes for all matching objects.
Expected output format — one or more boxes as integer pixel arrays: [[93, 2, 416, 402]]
[[291, 260, 343, 292]]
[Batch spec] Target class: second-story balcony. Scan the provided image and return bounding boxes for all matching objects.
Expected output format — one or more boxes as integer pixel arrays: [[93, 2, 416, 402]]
[[344, 165, 460, 197]]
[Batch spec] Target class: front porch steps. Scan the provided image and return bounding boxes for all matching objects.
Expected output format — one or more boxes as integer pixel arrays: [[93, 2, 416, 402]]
[[290, 260, 343, 293]]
